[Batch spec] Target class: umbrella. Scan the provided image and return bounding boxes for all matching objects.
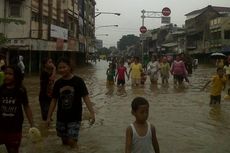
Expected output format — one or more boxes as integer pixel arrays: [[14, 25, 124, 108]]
[[210, 52, 227, 59]]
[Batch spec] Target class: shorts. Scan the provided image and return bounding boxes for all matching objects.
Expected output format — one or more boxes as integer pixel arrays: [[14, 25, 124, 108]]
[[0, 131, 22, 151], [117, 79, 125, 86], [56, 121, 81, 141], [210, 95, 221, 104]]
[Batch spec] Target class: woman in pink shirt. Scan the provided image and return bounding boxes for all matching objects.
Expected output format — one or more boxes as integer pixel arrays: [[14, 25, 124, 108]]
[[170, 55, 187, 86]]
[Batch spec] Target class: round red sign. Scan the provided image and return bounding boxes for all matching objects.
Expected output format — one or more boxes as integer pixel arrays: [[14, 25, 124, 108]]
[[162, 7, 171, 16], [140, 26, 147, 33]]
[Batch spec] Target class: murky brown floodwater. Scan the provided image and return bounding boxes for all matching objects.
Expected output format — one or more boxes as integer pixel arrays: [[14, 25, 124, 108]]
[[1, 60, 230, 153]]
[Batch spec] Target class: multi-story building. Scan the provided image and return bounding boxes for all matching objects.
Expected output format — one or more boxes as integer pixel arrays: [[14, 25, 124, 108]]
[[185, 5, 230, 55], [0, 0, 95, 73], [209, 16, 230, 53]]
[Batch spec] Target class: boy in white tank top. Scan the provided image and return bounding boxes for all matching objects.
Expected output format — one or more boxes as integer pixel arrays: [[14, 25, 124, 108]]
[[125, 97, 160, 153]]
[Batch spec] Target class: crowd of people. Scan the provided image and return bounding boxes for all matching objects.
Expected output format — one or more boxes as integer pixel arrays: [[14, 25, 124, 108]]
[[1, 52, 230, 153], [106, 53, 195, 91]]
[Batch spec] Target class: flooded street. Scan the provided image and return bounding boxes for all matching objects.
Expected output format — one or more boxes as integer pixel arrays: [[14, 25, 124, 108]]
[[1, 60, 230, 153]]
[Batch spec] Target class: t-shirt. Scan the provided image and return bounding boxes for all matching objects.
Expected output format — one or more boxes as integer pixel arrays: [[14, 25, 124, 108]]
[[160, 62, 170, 77], [0, 86, 28, 132], [147, 61, 160, 79], [117, 66, 127, 80], [130, 63, 142, 79], [210, 75, 226, 96], [171, 60, 187, 75], [107, 68, 115, 81], [52, 75, 89, 122]]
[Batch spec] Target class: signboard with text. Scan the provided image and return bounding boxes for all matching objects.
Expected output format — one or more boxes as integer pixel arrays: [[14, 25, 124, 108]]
[[161, 16, 171, 24], [50, 24, 68, 40]]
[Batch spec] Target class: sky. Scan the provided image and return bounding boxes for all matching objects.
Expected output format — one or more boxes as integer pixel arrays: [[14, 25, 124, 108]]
[[95, 0, 230, 48]]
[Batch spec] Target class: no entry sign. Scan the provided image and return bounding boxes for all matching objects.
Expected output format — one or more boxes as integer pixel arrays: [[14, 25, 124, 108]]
[[140, 26, 147, 33], [162, 7, 171, 16]]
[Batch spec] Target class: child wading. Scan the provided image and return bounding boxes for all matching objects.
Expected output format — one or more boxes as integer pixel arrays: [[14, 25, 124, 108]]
[[0, 66, 34, 153], [202, 67, 226, 105], [125, 97, 160, 153], [106, 63, 116, 86], [46, 57, 95, 148], [115, 61, 129, 93]]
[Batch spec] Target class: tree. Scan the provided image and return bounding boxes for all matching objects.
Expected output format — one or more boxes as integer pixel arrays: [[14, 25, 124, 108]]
[[117, 34, 139, 50], [97, 47, 110, 55]]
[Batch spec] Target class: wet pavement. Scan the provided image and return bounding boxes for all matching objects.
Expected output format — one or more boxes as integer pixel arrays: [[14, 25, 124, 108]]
[[1, 60, 230, 153]]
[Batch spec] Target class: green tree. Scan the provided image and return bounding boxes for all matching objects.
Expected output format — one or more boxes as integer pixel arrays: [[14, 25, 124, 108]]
[[98, 47, 110, 56], [117, 34, 139, 50]]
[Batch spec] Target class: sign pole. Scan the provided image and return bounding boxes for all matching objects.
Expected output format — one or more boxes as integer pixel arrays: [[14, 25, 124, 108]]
[[140, 7, 171, 61], [141, 10, 146, 64]]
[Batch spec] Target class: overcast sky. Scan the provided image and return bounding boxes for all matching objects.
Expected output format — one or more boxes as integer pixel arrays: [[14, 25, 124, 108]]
[[95, 0, 230, 48]]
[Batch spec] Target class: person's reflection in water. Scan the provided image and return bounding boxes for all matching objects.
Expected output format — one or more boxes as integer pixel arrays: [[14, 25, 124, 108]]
[[209, 105, 222, 122]]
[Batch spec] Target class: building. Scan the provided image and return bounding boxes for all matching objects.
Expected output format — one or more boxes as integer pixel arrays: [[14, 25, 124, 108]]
[[185, 5, 230, 55], [209, 16, 230, 54], [140, 24, 185, 56], [95, 39, 103, 50], [0, 0, 96, 73]]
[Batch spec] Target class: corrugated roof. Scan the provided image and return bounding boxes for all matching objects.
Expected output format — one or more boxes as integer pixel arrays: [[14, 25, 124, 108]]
[[185, 5, 230, 16]]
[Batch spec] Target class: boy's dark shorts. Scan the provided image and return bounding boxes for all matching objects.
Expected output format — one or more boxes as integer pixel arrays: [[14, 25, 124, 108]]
[[210, 95, 221, 104], [0, 132, 22, 150], [117, 79, 125, 86], [56, 121, 81, 141]]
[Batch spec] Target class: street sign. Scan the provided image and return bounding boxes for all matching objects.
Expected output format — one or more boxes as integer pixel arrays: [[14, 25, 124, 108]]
[[161, 16, 171, 24], [162, 7, 171, 16], [140, 26, 147, 33]]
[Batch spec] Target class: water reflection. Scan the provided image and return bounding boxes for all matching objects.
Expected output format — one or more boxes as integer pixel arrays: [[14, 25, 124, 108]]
[[209, 105, 222, 122]]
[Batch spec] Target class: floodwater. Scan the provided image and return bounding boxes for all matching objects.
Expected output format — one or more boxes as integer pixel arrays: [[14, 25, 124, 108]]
[[1, 60, 230, 153]]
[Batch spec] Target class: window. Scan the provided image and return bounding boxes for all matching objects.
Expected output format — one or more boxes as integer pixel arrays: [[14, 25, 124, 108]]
[[43, 16, 49, 24], [224, 30, 230, 39], [31, 12, 39, 22], [9, 3, 21, 17]]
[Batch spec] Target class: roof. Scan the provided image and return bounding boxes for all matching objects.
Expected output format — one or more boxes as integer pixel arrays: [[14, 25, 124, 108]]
[[185, 5, 230, 16]]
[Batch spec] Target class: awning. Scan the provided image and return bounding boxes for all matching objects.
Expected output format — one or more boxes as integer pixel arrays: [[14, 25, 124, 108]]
[[161, 42, 177, 47]]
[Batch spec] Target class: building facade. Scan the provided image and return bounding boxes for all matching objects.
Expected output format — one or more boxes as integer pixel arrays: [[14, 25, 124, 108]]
[[209, 16, 230, 53], [185, 5, 230, 55], [0, 0, 96, 73]]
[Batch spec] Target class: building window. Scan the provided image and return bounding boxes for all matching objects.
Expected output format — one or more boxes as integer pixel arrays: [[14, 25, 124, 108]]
[[79, 43, 85, 52], [31, 12, 39, 22], [43, 16, 49, 24], [224, 30, 230, 39], [9, 3, 21, 17]]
